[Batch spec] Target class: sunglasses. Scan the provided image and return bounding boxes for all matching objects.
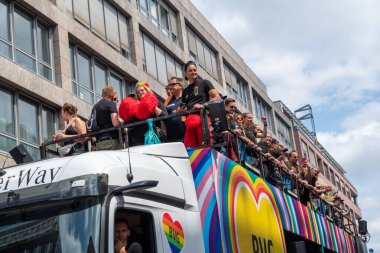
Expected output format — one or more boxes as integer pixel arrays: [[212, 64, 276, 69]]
[[168, 83, 181, 89], [229, 106, 237, 109]]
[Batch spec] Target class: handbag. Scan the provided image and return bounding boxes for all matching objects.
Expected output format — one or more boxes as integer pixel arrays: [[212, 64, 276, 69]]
[[58, 142, 84, 157], [86, 107, 99, 132], [154, 125, 167, 142], [144, 119, 161, 145]]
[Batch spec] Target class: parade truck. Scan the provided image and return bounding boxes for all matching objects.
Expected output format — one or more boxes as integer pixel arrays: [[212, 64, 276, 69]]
[[0, 140, 366, 253]]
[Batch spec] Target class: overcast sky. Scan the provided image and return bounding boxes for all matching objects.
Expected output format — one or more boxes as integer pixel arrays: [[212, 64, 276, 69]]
[[191, 0, 380, 250]]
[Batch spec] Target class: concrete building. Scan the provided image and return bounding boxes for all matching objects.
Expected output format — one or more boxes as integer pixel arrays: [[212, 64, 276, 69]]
[[0, 0, 294, 164], [0, 0, 360, 225], [275, 101, 362, 226]]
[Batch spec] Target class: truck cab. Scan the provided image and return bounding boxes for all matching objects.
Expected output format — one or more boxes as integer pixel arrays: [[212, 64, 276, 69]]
[[0, 143, 204, 253]]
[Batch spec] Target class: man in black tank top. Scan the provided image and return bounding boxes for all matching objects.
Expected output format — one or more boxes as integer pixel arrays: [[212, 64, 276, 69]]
[[94, 86, 121, 150]]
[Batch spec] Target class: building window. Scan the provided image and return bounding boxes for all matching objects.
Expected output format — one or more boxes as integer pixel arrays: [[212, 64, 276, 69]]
[[345, 185, 350, 199], [137, 0, 178, 44], [323, 162, 330, 180], [0, 0, 54, 81], [308, 148, 316, 168], [329, 168, 335, 185], [70, 44, 133, 105], [336, 176, 340, 190], [352, 194, 357, 205], [186, 27, 218, 80], [300, 140, 309, 160], [340, 180, 345, 195], [141, 32, 183, 84], [0, 86, 57, 160], [251, 92, 273, 132], [275, 116, 293, 149], [224, 64, 248, 108], [66, 0, 131, 59]]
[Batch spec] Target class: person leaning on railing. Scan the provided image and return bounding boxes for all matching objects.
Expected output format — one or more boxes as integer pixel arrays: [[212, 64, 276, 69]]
[[220, 98, 239, 162], [326, 195, 350, 228], [53, 103, 86, 156], [281, 150, 302, 192]]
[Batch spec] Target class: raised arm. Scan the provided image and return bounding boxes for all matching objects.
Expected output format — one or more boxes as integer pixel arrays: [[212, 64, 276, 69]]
[[256, 115, 268, 138]]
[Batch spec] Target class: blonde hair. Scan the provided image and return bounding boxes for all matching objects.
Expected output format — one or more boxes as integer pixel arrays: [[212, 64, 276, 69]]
[[135, 83, 152, 101]]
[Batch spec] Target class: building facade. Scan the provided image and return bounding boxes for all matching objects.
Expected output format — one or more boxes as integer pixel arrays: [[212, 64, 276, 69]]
[[0, 0, 294, 164], [0, 0, 360, 225]]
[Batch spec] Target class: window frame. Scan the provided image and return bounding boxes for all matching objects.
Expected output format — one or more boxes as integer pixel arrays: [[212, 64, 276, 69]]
[[224, 64, 248, 108], [308, 148, 317, 168], [113, 207, 158, 253], [0, 85, 58, 160], [336, 175, 340, 189], [70, 43, 133, 105], [186, 26, 218, 81], [275, 115, 293, 149], [300, 140, 309, 160], [67, 0, 131, 60], [141, 32, 183, 84], [323, 162, 330, 180], [251, 91, 274, 132], [137, 0, 177, 44], [329, 168, 336, 185], [0, 0, 54, 82]]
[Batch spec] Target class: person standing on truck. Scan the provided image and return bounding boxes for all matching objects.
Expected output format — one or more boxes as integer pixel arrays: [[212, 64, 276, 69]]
[[53, 103, 86, 156], [114, 218, 142, 253], [119, 82, 168, 146], [165, 77, 185, 142], [180, 61, 220, 148], [94, 85, 121, 150]]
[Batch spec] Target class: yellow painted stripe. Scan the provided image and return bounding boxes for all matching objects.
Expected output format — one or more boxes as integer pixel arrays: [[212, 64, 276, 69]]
[[189, 149, 202, 164]]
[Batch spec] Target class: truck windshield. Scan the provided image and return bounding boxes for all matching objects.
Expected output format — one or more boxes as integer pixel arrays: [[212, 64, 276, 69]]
[[0, 197, 101, 253]]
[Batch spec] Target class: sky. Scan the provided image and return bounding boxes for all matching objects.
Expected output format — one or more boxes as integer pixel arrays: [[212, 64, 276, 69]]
[[191, 0, 380, 250]]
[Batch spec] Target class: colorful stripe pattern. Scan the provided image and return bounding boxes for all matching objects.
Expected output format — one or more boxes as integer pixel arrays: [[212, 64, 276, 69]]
[[188, 148, 223, 253], [271, 186, 355, 252], [162, 212, 185, 253], [188, 148, 355, 253]]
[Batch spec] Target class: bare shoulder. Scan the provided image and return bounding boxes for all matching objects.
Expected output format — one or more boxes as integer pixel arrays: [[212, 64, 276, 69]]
[[74, 117, 85, 124]]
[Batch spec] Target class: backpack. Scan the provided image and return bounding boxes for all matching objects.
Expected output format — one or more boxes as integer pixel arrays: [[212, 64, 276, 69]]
[[86, 107, 99, 132]]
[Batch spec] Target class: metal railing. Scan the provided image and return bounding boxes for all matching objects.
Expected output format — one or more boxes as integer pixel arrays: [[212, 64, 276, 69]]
[[39, 108, 209, 159]]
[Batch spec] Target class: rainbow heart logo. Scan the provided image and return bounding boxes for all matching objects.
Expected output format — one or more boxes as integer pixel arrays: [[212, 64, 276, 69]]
[[226, 166, 286, 253], [162, 213, 185, 253]]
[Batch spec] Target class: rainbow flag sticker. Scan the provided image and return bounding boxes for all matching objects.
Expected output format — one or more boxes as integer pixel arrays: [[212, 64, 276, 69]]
[[162, 212, 185, 253]]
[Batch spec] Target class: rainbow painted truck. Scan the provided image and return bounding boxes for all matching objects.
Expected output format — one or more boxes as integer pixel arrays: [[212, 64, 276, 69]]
[[0, 143, 367, 252]]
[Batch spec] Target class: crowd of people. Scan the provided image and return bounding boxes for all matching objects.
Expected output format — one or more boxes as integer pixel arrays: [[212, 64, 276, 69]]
[[51, 60, 351, 230]]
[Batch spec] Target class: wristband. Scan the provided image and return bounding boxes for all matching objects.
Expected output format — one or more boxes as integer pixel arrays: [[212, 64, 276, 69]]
[[263, 122, 268, 126]]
